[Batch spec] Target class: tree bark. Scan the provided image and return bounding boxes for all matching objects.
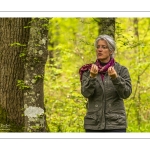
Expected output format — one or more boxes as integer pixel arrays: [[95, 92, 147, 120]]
[[97, 18, 115, 39], [0, 18, 31, 131], [23, 18, 49, 132]]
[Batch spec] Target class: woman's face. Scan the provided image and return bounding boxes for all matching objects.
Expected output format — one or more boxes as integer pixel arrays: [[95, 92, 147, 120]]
[[96, 40, 113, 63]]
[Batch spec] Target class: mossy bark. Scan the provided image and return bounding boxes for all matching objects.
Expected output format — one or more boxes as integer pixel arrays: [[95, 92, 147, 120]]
[[23, 18, 49, 132], [97, 18, 115, 39]]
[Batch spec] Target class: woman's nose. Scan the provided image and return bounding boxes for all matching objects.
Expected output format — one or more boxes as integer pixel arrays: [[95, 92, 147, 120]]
[[97, 47, 103, 51]]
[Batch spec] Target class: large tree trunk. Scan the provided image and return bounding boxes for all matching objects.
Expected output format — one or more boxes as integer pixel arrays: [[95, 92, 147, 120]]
[[0, 18, 31, 131], [23, 18, 49, 132], [97, 18, 115, 39]]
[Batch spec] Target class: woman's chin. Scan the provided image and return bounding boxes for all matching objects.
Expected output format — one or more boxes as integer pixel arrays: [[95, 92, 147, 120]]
[[97, 57, 104, 61]]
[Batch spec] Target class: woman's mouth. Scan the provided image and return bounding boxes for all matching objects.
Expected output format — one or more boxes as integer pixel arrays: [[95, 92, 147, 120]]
[[98, 53, 102, 56]]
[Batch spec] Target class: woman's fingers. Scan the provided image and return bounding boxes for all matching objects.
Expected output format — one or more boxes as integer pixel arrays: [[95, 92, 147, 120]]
[[108, 66, 118, 79], [90, 64, 98, 77], [108, 66, 113, 73], [92, 64, 98, 73]]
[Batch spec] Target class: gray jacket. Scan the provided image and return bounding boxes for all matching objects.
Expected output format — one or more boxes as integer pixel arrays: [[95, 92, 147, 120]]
[[81, 62, 132, 130]]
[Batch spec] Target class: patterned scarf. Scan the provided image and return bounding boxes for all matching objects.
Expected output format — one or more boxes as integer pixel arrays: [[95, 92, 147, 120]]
[[79, 58, 115, 82]]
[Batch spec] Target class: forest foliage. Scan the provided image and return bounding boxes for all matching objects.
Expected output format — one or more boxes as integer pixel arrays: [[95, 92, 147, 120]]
[[44, 18, 150, 132]]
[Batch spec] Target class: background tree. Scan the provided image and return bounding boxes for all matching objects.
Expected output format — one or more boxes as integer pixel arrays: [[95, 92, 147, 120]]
[[96, 18, 115, 38]]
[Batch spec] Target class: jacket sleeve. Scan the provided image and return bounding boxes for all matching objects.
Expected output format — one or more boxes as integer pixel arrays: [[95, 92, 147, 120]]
[[81, 71, 96, 98], [111, 66, 132, 99]]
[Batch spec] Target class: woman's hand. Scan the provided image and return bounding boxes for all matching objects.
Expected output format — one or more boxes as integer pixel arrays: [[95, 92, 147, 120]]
[[90, 64, 98, 78], [108, 66, 118, 79]]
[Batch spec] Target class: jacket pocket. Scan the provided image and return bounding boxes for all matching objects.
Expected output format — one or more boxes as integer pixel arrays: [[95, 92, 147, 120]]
[[84, 112, 97, 125], [116, 115, 126, 125], [106, 113, 126, 125]]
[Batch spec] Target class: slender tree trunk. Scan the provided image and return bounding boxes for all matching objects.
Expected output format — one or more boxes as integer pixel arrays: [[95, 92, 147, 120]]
[[133, 18, 141, 130], [0, 18, 31, 131], [23, 18, 49, 132], [48, 19, 62, 69]]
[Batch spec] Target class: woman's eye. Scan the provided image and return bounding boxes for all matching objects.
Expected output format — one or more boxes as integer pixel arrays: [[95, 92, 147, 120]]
[[102, 46, 107, 49], [97, 45, 107, 49]]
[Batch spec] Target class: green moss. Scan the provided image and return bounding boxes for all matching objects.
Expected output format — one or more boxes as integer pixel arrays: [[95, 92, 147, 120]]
[[0, 105, 24, 132], [17, 80, 30, 90]]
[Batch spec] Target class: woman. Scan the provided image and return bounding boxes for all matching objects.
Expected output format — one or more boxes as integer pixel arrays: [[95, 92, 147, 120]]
[[79, 35, 132, 132]]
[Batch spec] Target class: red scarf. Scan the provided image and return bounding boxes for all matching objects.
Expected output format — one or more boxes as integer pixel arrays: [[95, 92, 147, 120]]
[[79, 58, 115, 81]]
